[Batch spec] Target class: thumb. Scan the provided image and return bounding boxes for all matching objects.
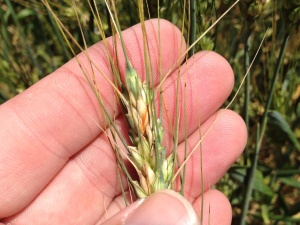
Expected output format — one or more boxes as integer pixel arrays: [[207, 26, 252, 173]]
[[101, 190, 200, 225]]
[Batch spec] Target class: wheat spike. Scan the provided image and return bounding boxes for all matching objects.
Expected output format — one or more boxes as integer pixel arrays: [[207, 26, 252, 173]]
[[120, 62, 173, 198]]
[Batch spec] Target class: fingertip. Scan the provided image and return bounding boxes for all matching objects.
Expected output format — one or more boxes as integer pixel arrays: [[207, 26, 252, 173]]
[[102, 190, 200, 225], [204, 109, 247, 171], [178, 109, 247, 198], [194, 50, 234, 96], [218, 109, 248, 157], [193, 189, 232, 225], [124, 190, 199, 225]]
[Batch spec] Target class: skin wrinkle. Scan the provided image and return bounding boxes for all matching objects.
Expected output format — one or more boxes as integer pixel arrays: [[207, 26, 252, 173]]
[[46, 84, 94, 158], [96, 194, 139, 224], [21, 151, 114, 224], [0, 157, 25, 199], [63, 44, 117, 115], [73, 147, 118, 197], [56, 64, 122, 144], [111, 194, 128, 212], [47, 161, 108, 222], [63, 60, 115, 111], [60, 67, 104, 128], [46, 90, 85, 158], [29, 74, 98, 158], [68, 137, 131, 223], [91, 180, 118, 223], [69, 114, 134, 199], [7, 104, 69, 162]]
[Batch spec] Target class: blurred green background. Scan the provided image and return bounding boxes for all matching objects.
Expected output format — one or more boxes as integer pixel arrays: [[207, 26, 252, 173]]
[[0, 0, 299, 224]]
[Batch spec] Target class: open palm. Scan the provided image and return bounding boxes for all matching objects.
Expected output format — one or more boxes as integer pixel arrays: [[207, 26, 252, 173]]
[[0, 20, 246, 225]]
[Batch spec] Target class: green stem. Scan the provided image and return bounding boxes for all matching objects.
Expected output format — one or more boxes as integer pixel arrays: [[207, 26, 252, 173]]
[[180, 82, 187, 196], [188, 0, 196, 57], [240, 32, 290, 225], [243, 21, 251, 165], [258, 33, 290, 148], [240, 124, 260, 225]]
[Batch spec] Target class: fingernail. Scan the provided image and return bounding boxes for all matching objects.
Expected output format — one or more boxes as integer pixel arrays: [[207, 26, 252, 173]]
[[124, 190, 200, 225]]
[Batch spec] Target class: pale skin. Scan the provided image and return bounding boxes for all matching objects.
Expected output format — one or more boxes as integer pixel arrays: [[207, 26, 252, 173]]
[[0, 20, 247, 224]]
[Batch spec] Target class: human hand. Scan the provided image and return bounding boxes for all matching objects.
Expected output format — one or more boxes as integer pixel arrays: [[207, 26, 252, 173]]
[[0, 20, 246, 225]]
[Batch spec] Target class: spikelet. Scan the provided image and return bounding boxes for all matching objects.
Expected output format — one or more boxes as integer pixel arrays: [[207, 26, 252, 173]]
[[121, 62, 173, 198]]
